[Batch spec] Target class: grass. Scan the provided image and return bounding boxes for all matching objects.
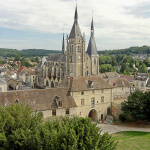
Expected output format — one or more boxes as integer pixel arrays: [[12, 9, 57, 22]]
[[111, 131, 150, 150]]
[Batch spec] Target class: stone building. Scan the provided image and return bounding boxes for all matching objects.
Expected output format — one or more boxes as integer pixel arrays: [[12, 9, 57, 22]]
[[58, 76, 113, 120], [109, 78, 130, 119], [35, 5, 99, 88], [0, 76, 113, 121]]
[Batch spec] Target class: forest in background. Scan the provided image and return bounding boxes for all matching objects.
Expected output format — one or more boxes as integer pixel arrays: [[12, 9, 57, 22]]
[[98, 45, 150, 55], [0, 48, 61, 57]]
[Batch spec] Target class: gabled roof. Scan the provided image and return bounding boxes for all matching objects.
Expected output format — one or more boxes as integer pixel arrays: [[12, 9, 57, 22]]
[[17, 66, 28, 74], [120, 75, 134, 82], [0, 78, 6, 84], [1, 74, 11, 82], [47, 53, 66, 62], [134, 73, 149, 81], [58, 76, 112, 92], [0, 88, 77, 111], [109, 78, 130, 87]]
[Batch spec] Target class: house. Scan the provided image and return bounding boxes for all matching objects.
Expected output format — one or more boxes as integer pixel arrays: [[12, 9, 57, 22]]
[[108, 77, 130, 119], [119, 75, 134, 84], [133, 73, 149, 92], [58, 76, 113, 121]]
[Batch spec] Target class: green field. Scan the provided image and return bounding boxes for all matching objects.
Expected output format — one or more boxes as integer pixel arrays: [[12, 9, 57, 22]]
[[112, 131, 150, 150]]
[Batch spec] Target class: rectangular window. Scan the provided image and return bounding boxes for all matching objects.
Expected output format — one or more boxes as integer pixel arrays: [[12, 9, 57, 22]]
[[122, 87, 124, 90], [141, 83, 144, 87], [91, 98, 95, 107], [81, 91, 84, 95], [81, 99, 84, 105], [66, 109, 69, 115], [101, 96, 104, 103], [52, 109, 56, 116], [101, 89, 104, 93], [92, 90, 95, 94]]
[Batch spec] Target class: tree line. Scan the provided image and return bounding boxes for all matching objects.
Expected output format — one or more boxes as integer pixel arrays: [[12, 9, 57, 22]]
[[0, 48, 61, 57], [98, 46, 150, 55]]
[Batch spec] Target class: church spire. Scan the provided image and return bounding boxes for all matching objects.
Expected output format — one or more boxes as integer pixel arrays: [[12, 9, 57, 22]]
[[74, 4, 78, 24], [87, 17, 98, 56], [62, 33, 65, 54], [91, 11, 94, 31], [69, 3, 82, 38]]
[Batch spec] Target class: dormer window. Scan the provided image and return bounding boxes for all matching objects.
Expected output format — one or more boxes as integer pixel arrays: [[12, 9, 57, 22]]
[[58, 101, 62, 107], [15, 99, 19, 104], [55, 96, 62, 108]]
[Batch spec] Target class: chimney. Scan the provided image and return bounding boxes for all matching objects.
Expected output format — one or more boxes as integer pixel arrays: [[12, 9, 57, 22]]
[[134, 72, 136, 78], [67, 76, 70, 86]]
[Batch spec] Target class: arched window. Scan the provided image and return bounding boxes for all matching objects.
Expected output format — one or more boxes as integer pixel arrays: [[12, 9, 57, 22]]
[[70, 45, 72, 53], [94, 58, 96, 65], [77, 45, 80, 53]]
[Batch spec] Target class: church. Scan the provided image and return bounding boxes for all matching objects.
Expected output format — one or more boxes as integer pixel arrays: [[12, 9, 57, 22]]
[[35, 5, 99, 88]]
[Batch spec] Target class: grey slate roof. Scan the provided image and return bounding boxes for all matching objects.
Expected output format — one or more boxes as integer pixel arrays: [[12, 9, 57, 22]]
[[47, 53, 66, 62], [134, 73, 148, 81], [87, 18, 98, 56], [69, 5, 82, 39], [1, 74, 11, 82], [0, 78, 6, 84]]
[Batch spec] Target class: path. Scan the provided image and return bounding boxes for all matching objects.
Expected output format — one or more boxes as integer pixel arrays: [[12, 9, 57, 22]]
[[98, 124, 150, 134]]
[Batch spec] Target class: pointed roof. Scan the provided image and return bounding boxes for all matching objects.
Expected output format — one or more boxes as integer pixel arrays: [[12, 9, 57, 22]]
[[69, 5, 82, 38], [87, 18, 98, 56], [62, 33, 65, 54]]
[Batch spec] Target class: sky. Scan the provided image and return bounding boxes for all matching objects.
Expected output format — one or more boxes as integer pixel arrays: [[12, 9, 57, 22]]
[[0, 0, 150, 51]]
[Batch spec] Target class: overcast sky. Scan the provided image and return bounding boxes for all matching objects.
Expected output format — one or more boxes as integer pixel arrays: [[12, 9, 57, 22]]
[[0, 0, 150, 51]]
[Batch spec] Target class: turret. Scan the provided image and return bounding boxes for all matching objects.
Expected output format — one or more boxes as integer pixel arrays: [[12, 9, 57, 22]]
[[62, 33, 65, 54]]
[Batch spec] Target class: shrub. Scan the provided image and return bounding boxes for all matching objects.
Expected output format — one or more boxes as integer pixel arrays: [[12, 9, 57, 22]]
[[119, 114, 126, 122]]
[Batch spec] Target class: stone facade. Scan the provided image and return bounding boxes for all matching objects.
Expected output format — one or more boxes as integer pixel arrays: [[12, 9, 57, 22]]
[[35, 5, 99, 89]]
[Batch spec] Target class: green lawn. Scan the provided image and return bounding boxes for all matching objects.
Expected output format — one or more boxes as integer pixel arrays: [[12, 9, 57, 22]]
[[111, 131, 150, 150]]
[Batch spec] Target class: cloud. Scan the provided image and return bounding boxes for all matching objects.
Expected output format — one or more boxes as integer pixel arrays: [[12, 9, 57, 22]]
[[124, 1, 150, 18], [0, 0, 150, 50]]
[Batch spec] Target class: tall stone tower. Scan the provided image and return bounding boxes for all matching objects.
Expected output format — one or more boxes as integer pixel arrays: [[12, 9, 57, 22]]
[[87, 17, 99, 75], [66, 5, 86, 77]]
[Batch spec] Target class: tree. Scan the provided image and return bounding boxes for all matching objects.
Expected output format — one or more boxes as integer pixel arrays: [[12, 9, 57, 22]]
[[33, 117, 117, 150], [0, 105, 117, 149], [14, 54, 20, 61], [140, 63, 147, 73], [99, 64, 115, 73], [0, 104, 43, 149], [121, 90, 150, 121], [35, 57, 39, 63]]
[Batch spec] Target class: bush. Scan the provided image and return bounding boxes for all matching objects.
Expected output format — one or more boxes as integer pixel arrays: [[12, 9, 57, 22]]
[[33, 117, 117, 150], [0, 104, 117, 149], [119, 114, 126, 122]]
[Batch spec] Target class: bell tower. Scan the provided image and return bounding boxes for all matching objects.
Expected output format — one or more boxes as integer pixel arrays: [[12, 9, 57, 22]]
[[66, 4, 86, 77]]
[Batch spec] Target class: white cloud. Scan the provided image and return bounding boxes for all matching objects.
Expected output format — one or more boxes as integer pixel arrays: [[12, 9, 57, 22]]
[[0, 0, 150, 50]]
